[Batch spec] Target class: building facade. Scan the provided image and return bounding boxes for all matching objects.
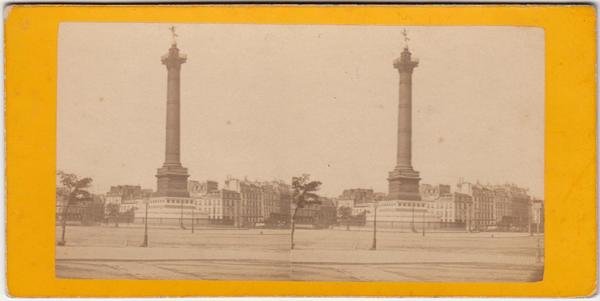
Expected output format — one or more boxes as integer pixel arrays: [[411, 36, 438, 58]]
[[507, 184, 531, 231], [336, 198, 355, 210], [531, 198, 544, 233], [105, 185, 152, 213], [256, 181, 284, 224], [188, 180, 219, 197], [420, 184, 451, 201], [455, 182, 495, 231], [430, 192, 472, 229], [294, 197, 337, 228], [224, 177, 263, 227], [196, 189, 240, 225], [340, 188, 375, 204], [492, 186, 512, 227]]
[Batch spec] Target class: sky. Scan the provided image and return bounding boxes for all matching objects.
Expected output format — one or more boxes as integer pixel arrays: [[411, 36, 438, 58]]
[[57, 23, 544, 199]]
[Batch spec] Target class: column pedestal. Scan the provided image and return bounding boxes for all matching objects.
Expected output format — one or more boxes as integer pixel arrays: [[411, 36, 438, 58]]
[[155, 165, 189, 197], [388, 168, 421, 201]]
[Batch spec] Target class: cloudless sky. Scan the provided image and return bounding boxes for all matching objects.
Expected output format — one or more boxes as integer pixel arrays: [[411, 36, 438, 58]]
[[58, 24, 544, 198]]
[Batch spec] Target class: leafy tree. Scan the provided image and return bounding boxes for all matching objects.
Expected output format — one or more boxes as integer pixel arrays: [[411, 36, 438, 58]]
[[123, 207, 136, 224], [106, 203, 120, 227], [264, 212, 290, 229], [338, 206, 353, 230], [57, 170, 92, 246], [355, 210, 367, 226], [291, 174, 321, 250], [81, 198, 105, 225]]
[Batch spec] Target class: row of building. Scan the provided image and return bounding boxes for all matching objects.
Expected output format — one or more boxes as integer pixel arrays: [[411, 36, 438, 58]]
[[59, 178, 542, 232], [334, 182, 544, 232], [189, 177, 293, 227], [94, 177, 337, 228]]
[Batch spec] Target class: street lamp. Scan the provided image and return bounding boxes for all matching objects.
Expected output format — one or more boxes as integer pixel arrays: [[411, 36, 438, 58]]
[[528, 199, 533, 236], [536, 205, 541, 233], [191, 202, 195, 234], [180, 199, 185, 230], [370, 202, 378, 251], [141, 197, 149, 247], [536, 237, 542, 263], [422, 209, 426, 237], [411, 204, 416, 233]]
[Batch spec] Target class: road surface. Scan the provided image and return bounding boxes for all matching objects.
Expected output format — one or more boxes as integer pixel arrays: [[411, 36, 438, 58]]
[[56, 225, 544, 281]]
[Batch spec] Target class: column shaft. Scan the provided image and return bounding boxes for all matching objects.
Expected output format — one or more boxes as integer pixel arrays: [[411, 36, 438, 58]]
[[397, 70, 413, 169], [165, 66, 181, 165]]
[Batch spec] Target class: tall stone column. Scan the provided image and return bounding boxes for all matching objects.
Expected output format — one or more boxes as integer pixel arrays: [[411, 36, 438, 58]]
[[388, 47, 421, 201], [155, 41, 190, 197], [164, 45, 184, 166]]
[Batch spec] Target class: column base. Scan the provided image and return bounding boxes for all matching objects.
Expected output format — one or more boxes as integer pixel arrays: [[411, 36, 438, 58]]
[[387, 167, 421, 201], [155, 164, 190, 197]]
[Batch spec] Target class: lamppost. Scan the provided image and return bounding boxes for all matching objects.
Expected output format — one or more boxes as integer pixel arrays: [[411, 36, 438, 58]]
[[528, 199, 533, 236], [468, 203, 473, 233], [370, 202, 378, 250], [465, 202, 470, 232], [191, 202, 195, 234], [536, 237, 542, 263], [422, 209, 426, 237], [141, 197, 149, 247], [180, 200, 185, 229], [411, 204, 416, 233]]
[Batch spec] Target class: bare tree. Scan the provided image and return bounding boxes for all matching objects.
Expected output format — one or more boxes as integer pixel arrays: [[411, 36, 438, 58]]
[[290, 174, 321, 250], [57, 170, 92, 246]]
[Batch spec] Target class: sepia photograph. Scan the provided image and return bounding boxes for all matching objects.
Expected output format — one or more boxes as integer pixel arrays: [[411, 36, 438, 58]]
[[55, 23, 544, 282]]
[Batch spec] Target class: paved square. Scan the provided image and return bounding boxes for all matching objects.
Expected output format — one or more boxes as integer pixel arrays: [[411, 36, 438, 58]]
[[56, 225, 544, 281]]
